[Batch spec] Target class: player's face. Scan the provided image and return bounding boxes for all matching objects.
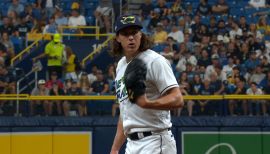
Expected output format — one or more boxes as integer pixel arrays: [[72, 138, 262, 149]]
[[117, 27, 142, 57]]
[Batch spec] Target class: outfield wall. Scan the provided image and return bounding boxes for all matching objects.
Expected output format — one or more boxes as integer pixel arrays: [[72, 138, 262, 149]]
[[0, 116, 269, 154]]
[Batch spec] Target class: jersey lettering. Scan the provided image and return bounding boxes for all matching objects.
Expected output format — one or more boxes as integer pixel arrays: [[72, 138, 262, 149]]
[[115, 77, 128, 102]]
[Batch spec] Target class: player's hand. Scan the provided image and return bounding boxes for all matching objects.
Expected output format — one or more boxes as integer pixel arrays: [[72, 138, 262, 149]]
[[136, 94, 150, 108], [110, 149, 119, 154]]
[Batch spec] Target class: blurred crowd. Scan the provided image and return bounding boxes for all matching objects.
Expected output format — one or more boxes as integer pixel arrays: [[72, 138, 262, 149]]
[[138, 0, 270, 117], [1, 0, 270, 117]]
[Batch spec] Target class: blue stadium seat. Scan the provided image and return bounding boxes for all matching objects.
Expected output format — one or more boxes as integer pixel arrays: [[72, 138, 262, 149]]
[[86, 16, 95, 25]]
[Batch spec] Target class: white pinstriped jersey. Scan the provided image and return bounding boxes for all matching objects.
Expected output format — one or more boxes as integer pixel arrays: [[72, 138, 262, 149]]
[[115, 49, 179, 135]]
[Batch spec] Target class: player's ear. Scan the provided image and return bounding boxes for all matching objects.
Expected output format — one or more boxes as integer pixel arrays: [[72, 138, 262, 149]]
[[116, 36, 121, 43]]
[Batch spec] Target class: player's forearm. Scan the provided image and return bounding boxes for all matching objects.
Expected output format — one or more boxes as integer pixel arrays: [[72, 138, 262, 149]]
[[138, 88, 184, 110], [111, 118, 126, 152]]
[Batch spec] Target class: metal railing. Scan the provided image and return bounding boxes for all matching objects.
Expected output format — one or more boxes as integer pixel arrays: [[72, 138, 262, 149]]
[[1, 94, 269, 116], [1, 94, 270, 101], [82, 34, 113, 66], [59, 25, 100, 39], [10, 39, 41, 66]]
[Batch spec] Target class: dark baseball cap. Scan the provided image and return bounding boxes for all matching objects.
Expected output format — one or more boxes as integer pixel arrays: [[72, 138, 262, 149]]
[[115, 15, 142, 33]]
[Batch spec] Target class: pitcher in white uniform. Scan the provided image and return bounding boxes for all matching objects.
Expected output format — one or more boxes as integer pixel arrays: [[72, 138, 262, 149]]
[[110, 15, 184, 154]]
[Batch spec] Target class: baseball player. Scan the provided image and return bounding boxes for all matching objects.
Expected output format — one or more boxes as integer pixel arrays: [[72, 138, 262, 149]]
[[110, 15, 184, 154]]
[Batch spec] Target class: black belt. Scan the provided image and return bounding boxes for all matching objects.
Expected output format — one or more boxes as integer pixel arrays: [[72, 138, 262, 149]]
[[128, 128, 171, 141]]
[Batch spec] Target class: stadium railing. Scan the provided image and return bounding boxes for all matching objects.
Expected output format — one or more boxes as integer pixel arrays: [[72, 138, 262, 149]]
[[1, 94, 270, 116], [82, 34, 113, 66]]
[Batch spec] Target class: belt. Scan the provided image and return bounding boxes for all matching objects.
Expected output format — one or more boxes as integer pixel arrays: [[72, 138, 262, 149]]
[[128, 128, 171, 141]]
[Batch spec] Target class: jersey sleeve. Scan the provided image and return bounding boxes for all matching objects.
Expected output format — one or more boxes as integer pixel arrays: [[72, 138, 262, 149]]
[[148, 57, 179, 95]]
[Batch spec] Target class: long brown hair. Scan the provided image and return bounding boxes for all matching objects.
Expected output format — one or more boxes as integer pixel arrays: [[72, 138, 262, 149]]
[[110, 32, 153, 57]]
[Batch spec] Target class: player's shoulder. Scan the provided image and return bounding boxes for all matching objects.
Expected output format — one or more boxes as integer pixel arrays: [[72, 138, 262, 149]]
[[139, 49, 165, 62], [116, 56, 127, 72]]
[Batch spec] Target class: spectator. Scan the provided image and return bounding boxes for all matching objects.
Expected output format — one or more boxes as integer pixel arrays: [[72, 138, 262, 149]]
[[256, 16, 270, 35], [68, 9, 86, 34], [228, 80, 248, 115], [174, 72, 194, 116], [208, 16, 217, 35], [166, 36, 178, 54], [148, 8, 162, 30], [237, 42, 250, 64], [204, 54, 220, 81], [190, 74, 203, 115], [246, 82, 265, 116], [15, 16, 31, 38], [249, 65, 266, 84], [43, 16, 58, 34], [32, 33, 65, 79], [94, 0, 112, 33], [260, 71, 270, 93], [198, 48, 211, 67], [229, 20, 243, 40], [30, 19, 45, 33], [54, 9, 68, 27], [210, 71, 225, 111], [153, 23, 168, 44], [160, 44, 174, 64], [0, 65, 16, 115], [30, 79, 50, 116], [171, 0, 184, 16], [175, 43, 190, 72], [196, 0, 212, 16], [63, 79, 72, 94], [84, 65, 98, 85], [168, 25, 184, 43], [140, 0, 154, 19], [8, 0, 24, 16], [248, 23, 262, 39], [214, 64, 227, 82], [91, 70, 109, 95], [1, 32, 15, 66], [160, 17, 172, 32], [155, 0, 170, 17], [49, 82, 65, 115], [45, 71, 64, 90], [7, 10, 20, 26], [105, 64, 116, 94], [0, 17, 15, 36], [79, 72, 93, 95], [0, 43, 7, 63], [215, 19, 229, 36], [226, 42, 238, 59], [63, 81, 86, 116], [183, 33, 194, 52], [211, 0, 229, 15], [64, 46, 78, 81], [248, 0, 269, 8], [31, 0, 44, 20], [239, 16, 249, 32], [193, 24, 209, 43], [44, 0, 57, 18], [198, 79, 214, 115], [260, 56, 270, 73], [222, 56, 236, 78], [186, 62, 196, 82], [244, 51, 261, 72], [191, 15, 202, 35]]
